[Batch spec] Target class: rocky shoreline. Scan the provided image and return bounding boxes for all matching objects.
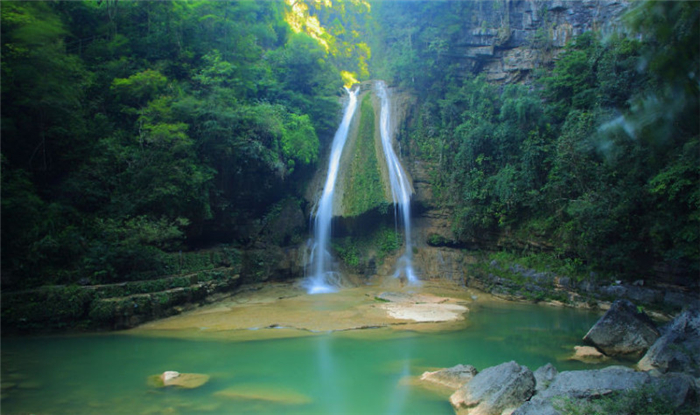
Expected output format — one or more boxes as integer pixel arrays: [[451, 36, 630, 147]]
[[420, 303, 700, 415], [462, 257, 700, 320], [421, 300, 700, 415]]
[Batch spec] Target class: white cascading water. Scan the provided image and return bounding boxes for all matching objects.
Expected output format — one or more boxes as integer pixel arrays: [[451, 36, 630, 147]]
[[304, 87, 359, 294], [376, 81, 420, 285]]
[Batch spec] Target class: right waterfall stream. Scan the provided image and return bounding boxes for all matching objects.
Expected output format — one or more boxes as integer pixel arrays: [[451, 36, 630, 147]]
[[375, 81, 419, 285]]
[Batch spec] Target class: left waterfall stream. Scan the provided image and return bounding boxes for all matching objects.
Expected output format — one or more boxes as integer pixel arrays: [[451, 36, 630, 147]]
[[303, 86, 359, 294]]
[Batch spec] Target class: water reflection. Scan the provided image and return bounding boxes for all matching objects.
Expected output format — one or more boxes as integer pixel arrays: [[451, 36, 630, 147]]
[[316, 334, 344, 415], [1, 303, 603, 415]]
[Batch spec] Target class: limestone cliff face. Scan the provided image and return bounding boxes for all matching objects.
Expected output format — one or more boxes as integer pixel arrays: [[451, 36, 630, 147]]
[[406, 1, 631, 276], [449, 0, 629, 83]]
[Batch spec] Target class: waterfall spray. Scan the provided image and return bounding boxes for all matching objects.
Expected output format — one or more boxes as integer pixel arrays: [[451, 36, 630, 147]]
[[376, 81, 419, 285], [304, 87, 359, 294]]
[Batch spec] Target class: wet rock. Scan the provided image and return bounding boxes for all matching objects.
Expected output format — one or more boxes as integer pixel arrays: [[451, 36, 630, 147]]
[[570, 345, 608, 363], [213, 385, 312, 405], [533, 363, 558, 393], [556, 277, 572, 289], [664, 291, 700, 311], [420, 364, 478, 390], [531, 272, 555, 286], [513, 366, 650, 415], [625, 286, 662, 305], [579, 280, 598, 293], [638, 307, 700, 376], [583, 299, 659, 357], [148, 372, 210, 389], [450, 361, 535, 415], [539, 366, 649, 398], [601, 284, 627, 298], [515, 366, 696, 415], [650, 372, 695, 409], [382, 302, 468, 323], [162, 371, 180, 382]]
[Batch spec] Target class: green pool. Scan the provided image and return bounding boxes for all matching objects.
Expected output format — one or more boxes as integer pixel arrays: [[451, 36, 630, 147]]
[[1, 302, 603, 415]]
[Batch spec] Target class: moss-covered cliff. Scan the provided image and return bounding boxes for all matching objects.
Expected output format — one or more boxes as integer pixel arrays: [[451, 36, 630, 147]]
[[339, 93, 387, 217], [308, 82, 415, 221]]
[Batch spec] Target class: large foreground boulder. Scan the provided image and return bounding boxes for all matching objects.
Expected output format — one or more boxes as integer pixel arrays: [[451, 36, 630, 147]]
[[583, 299, 659, 357], [533, 363, 558, 393], [450, 361, 535, 415], [638, 307, 700, 376], [513, 366, 650, 415], [514, 366, 696, 415]]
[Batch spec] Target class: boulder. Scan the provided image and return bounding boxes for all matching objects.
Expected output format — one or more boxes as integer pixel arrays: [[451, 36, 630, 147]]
[[513, 366, 650, 415], [148, 371, 210, 389], [420, 364, 478, 390], [533, 363, 558, 393], [583, 299, 659, 356], [569, 345, 608, 363], [162, 371, 180, 382], [638, 307, 700, 376], [537, 366, 649, 400], [450, 361, 535, 415], [514, 367, 695, 415], [650, 372, 696, 409], [377, 292, 469, 323]]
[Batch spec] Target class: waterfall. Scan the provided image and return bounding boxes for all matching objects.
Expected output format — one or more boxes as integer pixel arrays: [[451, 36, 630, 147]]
[[376, 81, 420, 285], [304, 86, 359, 294]]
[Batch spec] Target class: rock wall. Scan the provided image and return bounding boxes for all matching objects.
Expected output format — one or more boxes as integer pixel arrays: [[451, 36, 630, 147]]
[[449, 0, 629, 83]]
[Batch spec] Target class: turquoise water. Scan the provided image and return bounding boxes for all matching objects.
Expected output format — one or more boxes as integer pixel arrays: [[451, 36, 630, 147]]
[[1, 302, 603, 415]]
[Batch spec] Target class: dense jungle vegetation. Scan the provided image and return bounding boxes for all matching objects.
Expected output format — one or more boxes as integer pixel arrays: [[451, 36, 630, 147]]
[[1, 1, 698, 291], [1, 0, 370, 288], [373, 1, 698, 280]]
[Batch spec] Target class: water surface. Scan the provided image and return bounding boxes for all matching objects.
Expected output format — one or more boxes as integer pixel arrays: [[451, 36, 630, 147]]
[[1, 302, 604, 415]]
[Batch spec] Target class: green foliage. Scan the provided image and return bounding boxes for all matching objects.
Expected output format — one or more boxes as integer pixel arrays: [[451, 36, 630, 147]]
[[377, 227, 401, 258], [487, 250, 595, 283], [331, 224, 401, 271], [384, 1, 699, 280], [281, 113, 319, 168], [111, 69, 167, 106], [1, 0, 342, 289], [343, 93, 386, 216], [333, 238, 361, 268], [553, 383, 696, 415]]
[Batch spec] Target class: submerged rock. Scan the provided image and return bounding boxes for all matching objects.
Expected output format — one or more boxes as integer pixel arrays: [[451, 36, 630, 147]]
[[638, 307, 700, 376], [420, 364, 478, 390], [161, 371, 180, 382], [450, 361, 535, 415], [569, 345, 609, 363], [148, 372, 210, 389], [213, 385, 312, 405], [583, 299, 659, 357]]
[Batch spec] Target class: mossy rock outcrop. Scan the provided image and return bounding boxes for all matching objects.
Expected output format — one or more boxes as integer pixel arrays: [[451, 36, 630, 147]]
[[1, 267, 241, 332]]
